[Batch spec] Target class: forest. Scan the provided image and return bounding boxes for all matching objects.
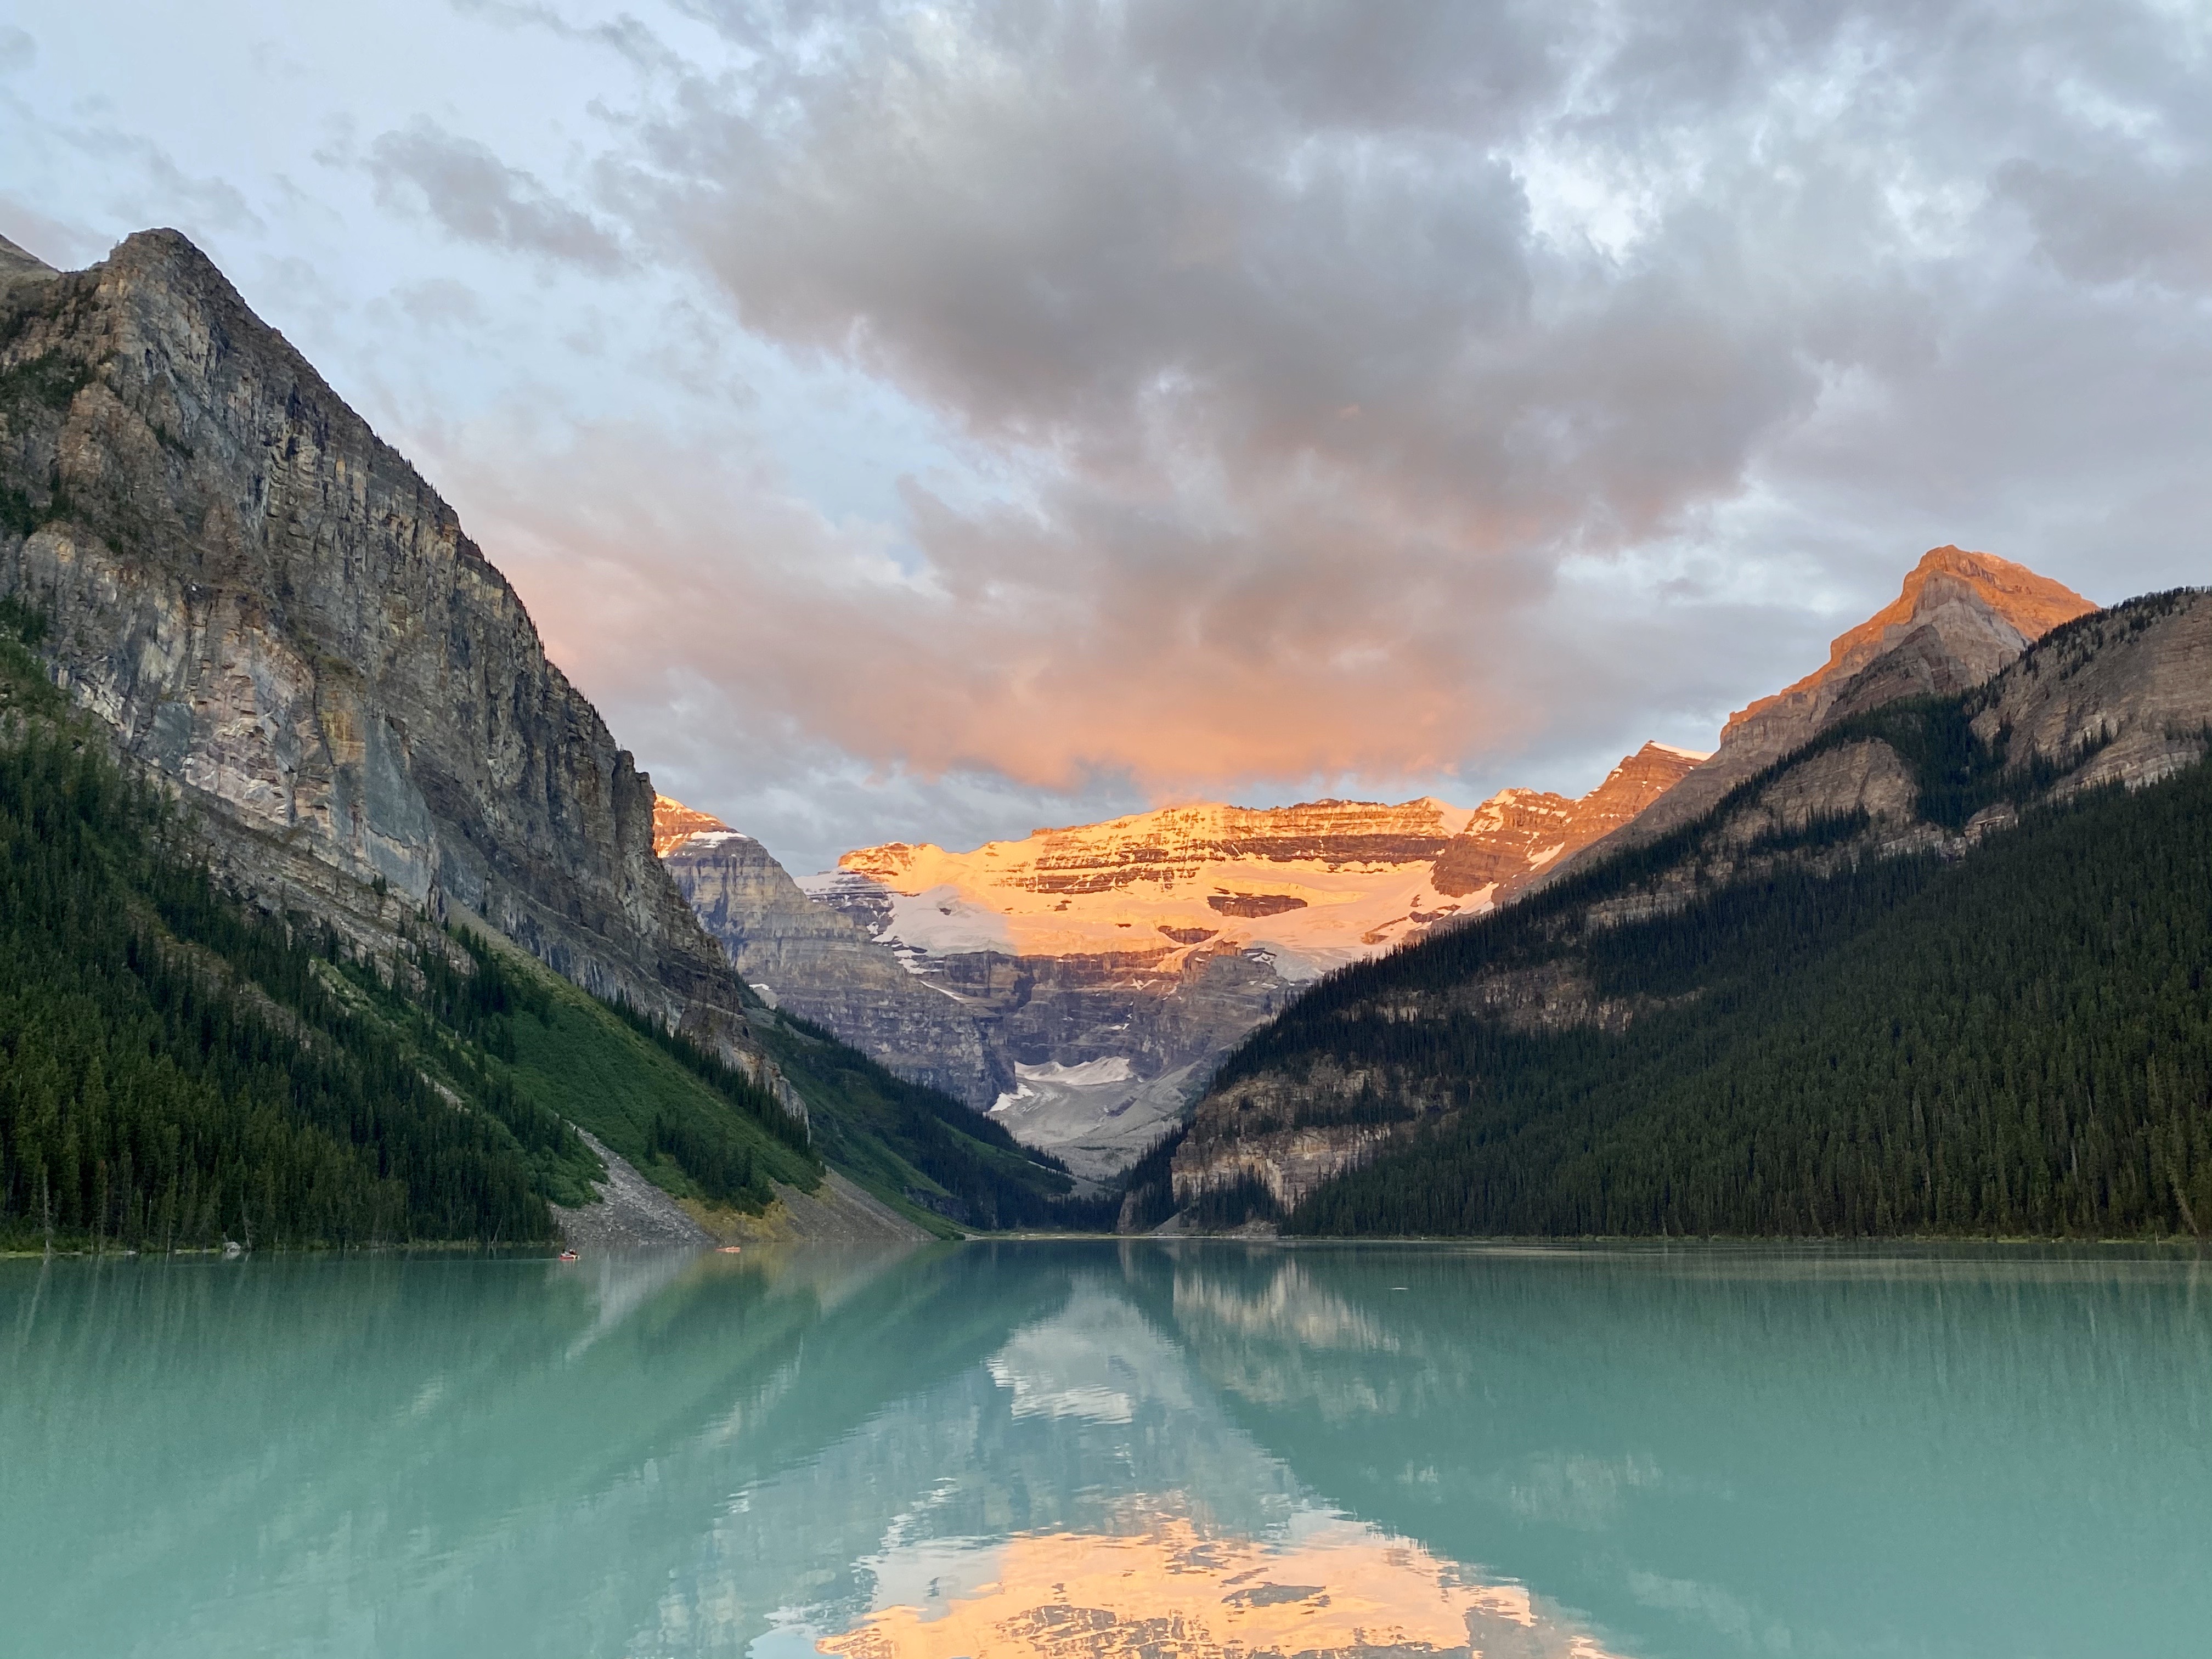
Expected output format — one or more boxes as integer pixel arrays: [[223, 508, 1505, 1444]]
[[0, 617, 573, 1249], [757, 1014, 1115, 1232], [1211, 691, 2212, 1238]]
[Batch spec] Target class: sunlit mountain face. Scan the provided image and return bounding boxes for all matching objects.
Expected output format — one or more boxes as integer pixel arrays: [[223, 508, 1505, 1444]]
[[8, 1244, 2208, 1659], [654, 745, 1702, 1175], [817, 744, 1706, 977]]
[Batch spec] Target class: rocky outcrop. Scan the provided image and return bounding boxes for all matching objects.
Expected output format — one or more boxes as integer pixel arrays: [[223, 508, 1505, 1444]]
[[651, 794, 732, 856], [656, 801, 996, 1108], [1969, 588, 2212, 797], [0, 229, 772, 1073], [1171, 1063, 1446, 1213], [1434, 741, 1703, 899], [0, 233, 53, 286]]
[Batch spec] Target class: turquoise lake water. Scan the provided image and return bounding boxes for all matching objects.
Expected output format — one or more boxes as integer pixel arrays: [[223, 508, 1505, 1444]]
[[4, 1243, 2208, 1658]]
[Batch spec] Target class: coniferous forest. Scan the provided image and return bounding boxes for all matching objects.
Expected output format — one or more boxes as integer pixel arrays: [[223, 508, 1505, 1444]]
[[0, 640, 575, 1248], [0, 602, 1101, 1249], [1225, 743, 2212, 1239]]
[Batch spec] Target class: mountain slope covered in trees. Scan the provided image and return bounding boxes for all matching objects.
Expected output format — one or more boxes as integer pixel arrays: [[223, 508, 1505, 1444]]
[[0, 603, 1088, 1249], [1180, 590, 2212, 1239]]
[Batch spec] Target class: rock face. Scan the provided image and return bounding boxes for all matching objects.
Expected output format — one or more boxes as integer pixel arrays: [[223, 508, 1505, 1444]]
[[829, 796, 1491, 976], [651, 794, 732, 856], [1169, 565, 2201, 1225], [655, 801, 996, 1108], [1431, 742, 1704, 899], [0, 230, 771, 1069], [663, 763, 1696, 1179]]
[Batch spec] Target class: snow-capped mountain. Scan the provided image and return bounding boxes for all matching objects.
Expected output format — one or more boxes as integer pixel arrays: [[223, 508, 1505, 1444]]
[[658, 749, 1701, 1177]]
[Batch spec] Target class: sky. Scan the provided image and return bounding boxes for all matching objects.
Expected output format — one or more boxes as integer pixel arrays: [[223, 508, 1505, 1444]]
[[4, 1, 2210, 876]]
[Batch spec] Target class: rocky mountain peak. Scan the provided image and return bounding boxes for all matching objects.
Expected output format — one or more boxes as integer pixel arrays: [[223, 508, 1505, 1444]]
[[653, 794, 736, 856], [1430, 740, 1704, 899], [1723, 546, 2093, 744], [0, 231, 55, 286], [1536, 547, 2096, 876]]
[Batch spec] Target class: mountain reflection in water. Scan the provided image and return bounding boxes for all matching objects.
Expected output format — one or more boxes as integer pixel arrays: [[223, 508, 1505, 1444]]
[[821, 1512, 1619, 1659], [3, 1242, 2209, 1659]]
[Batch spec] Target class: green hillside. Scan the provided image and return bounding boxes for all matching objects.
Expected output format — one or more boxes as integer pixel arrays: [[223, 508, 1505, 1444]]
[[1221, 721, 2212, 1239], [755, 1012, 1115, 1234], [0, 607, 585, 1249]]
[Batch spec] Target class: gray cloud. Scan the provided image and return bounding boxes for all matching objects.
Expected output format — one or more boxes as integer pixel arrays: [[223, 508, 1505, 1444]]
[[369, 119, 628, 272], [1999, 159, 2212, 292], [219, 0, 2212, 861], [525, 0, 2212, 815], [393, 277, 492, 330]]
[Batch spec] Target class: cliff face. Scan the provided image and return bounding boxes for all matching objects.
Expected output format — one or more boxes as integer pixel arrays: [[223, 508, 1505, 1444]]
[[661, 757, 1691, 1177], [1168, 573, 2208, 1226], [0, 230, 763, 1057], [655, 802, 997, 1108]]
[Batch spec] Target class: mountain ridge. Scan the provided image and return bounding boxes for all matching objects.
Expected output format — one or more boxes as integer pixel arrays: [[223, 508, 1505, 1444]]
[[658, 742, 1704, 1176], [1534, 546, 2096, 891], [0, 227, 1098, 1242], [1159, 576, 2211, 1232]]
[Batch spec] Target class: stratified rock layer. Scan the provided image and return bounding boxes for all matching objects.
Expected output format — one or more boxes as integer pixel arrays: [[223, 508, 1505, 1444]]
[[664, 755, 1697, 1178], [0, 230, 764, 1059], [1431, 742, 1703, 898]]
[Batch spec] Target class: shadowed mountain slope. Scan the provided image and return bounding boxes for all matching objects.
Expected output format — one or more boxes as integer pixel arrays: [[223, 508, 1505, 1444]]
[[1166, 584, 2212, 1237]]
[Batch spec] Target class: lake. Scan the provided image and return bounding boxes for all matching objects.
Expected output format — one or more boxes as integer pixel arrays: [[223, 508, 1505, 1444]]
[[4, 1242, 2208, 1658]]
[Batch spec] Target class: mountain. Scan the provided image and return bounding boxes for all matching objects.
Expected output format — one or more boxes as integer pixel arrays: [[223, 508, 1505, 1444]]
[[655, 803, 997, 1108], [0, 228, 746, 1037], [0, 228, 1091, 1243], [661, 753, 1700, 1178], [1430, 741, 1704, 899], [1541, 547, 2094, 882], [1160, 575, 2212, 1238]]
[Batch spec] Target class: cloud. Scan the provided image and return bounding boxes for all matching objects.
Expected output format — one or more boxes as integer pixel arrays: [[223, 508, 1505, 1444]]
[[33, 0, 2205, 865], [368, 118, 628, 272], [522, 3, 1949, 798], [1998, 158, 2212, 292], [360, 0, 2212, 862], [392, 277, 492, 330]]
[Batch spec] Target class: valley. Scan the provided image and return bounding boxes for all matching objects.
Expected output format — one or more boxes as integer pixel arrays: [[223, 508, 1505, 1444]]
[[3, 224, 2207, 1245], [658, 746, 1703, 1177]]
